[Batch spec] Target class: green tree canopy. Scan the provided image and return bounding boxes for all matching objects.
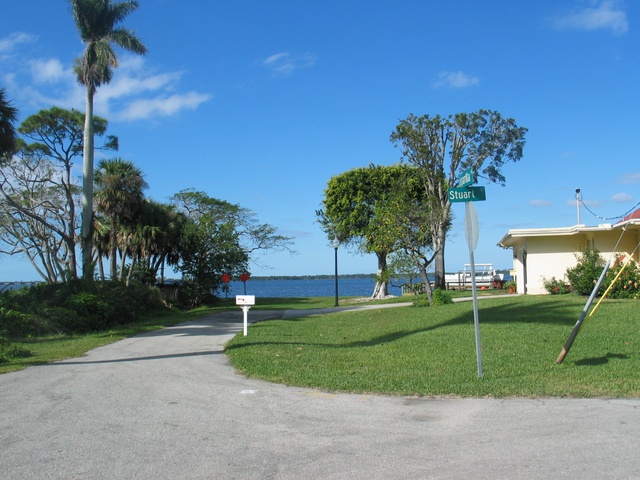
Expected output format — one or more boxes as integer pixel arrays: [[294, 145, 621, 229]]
[[317, 164, 428, 298], [171, 190, 294, 306]]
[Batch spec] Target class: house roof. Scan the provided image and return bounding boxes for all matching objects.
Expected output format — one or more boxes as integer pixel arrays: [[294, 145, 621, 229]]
[[617, 207, 640, 223], [498, 217, 640, 249]]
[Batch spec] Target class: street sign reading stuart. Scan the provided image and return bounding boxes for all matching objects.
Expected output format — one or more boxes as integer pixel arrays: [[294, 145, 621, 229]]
[[448, 186, 486, 203]]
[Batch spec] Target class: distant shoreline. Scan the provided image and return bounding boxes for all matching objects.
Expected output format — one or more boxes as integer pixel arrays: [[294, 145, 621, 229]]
[[1, 269, 511, 285], [245, 274, 376, 281]]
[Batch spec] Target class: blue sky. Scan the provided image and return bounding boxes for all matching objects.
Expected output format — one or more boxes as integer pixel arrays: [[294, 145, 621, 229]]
[[1, 0, 640, 281]]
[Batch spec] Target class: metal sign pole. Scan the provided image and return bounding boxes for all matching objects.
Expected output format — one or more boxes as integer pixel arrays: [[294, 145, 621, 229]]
[[465, 202, 483, 378], [449, 175, 486, 378]]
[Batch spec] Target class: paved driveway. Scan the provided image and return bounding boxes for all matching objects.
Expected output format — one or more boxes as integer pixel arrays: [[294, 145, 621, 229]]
[[1, 309, 639, 479]]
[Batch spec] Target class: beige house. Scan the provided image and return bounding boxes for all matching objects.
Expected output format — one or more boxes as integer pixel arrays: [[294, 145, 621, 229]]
[[498, 209, 640, 295]]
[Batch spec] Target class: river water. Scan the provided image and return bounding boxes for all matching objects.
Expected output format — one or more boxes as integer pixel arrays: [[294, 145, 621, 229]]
[[224, 277, 408, 298]]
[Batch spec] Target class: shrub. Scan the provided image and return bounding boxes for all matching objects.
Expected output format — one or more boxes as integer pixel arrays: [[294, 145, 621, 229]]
[[64, 292, 112, 331], [543, 277, 571, 295], [566, 247, 607, 296], [603, 255, 640, 299], [176, 280, 216, 310], [0, 333, 32, 363], [1, 280, 169, 336], [412, 288, 452, 307], [0, 307, 54, 338], [41, 306, 85, 333], [432, 288, 453, 305]]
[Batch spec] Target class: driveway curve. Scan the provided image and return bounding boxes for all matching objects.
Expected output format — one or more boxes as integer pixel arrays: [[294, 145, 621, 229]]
[[1, 308, 639, 479]]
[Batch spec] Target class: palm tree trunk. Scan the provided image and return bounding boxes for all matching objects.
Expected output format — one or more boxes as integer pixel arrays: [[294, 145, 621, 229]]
[[81, 87, 95, 279], [110, 219, 118, 279]]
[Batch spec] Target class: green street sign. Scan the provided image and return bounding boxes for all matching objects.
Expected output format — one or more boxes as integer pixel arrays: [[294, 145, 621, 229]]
[[456, 168, 475, 188], [448, 186, 486, 203]]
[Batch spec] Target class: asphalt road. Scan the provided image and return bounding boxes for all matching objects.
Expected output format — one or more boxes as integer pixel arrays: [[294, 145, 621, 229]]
[[1, 307, 639, 479]]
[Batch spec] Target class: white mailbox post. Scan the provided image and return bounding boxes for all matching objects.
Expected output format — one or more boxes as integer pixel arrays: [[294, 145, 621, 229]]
[[236, 295, 255, 336]]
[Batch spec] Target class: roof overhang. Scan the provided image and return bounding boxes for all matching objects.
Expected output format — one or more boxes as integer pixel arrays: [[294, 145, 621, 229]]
[[498, 220, 640, 249]]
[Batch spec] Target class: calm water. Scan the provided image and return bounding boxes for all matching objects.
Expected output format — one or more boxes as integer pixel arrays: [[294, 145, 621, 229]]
[[0, 278, 403, 297], [224, 277, 408, 298]]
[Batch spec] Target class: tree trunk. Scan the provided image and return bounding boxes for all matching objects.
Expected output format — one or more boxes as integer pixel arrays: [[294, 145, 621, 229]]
[[81, 87, 95, 279], [126, 253, 136, 286], [433, 226, 447, 290], [416, 262, 434, 305], [98, 256, 105, 281], [371, 251, 389, 299], [109, 219, 118, 280]]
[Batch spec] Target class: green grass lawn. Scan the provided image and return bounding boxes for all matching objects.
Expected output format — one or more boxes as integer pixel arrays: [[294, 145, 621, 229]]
[[226, 295, 640, 398]]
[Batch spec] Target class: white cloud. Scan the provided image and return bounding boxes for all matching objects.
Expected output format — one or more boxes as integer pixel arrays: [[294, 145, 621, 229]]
[[619, 171, 640, 184], [529, 199, 552, 207], [553, 0, 628, 35], [0, 32, 36, 54], [101, 71, 183, 99], [433, 71, 480, 89], [611, 192, 633, 202], [1, 37, 211, 122], [117, 92, 212, 121], [262, 52, 316, 76], [29, 59, 68, 84]]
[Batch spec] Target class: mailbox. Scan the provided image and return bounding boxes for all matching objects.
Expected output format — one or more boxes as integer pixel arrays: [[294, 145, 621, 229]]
[[236, 295, 255, 306]]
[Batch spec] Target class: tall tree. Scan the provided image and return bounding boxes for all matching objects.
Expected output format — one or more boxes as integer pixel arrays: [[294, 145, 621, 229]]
[[70, 0, 147, 279], [317, 164, 419, 299], [94, 158, 147, 280], [17, 107, 116, 278], [0, 88, 18, 159], [170, 190, 294, 304], [126, 199, 184, 285], [0, 107, 116, 282], [0, 154, 72, 282], [373, 178, 443, 303], [390, 110, 527, 289], [172, 189, 294, 264]]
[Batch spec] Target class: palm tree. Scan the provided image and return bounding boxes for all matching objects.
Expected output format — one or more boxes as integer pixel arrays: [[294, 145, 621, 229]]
[[118, 200, 183, 284], [70, 0, 147, 279], [0, 88, 18, 158], [94, 158, 147, 280]]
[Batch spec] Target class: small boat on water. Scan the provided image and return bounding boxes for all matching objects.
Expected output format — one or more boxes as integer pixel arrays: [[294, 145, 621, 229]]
[[444, 264, 504, 290]]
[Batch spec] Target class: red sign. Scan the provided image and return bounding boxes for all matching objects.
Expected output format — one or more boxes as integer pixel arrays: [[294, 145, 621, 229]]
[[240, 272, 250, 283], [221, 273, 231, 283]]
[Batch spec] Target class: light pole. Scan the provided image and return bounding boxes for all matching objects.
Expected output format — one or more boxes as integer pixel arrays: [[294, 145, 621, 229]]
[[333, 236, 340, 307]]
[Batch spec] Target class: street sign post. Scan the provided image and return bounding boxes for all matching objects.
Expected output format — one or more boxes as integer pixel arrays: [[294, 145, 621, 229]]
[[447, 175, 486, 378], [465, 202, 483, 378]]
